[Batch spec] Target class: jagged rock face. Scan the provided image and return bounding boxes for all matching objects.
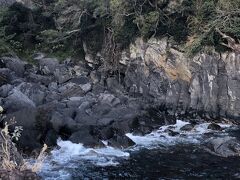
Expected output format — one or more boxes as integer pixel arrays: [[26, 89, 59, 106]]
[[0, 37, 239, 152], [122, 38, 240, 119]]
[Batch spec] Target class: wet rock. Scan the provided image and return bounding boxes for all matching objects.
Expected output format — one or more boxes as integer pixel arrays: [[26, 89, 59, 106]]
[[108, 130, 135, 149], [180, 124, 195, 131], [208, 123, 222, 131], [98, 126, 135, 148], [45, 129, 58, 147], [164, 129, 180, 136], [131, 108, 176, 135], [205, 137, 240, 157], [69, 127, 105, 148]]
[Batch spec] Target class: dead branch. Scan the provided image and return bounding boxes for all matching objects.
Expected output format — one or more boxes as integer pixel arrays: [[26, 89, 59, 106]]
[[216, 28, 240, 53]]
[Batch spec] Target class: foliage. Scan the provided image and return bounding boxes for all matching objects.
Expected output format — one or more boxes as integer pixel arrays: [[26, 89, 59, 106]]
[[0, 0, 239, 58]]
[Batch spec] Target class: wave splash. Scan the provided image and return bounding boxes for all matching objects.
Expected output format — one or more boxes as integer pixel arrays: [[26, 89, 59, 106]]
[[40, 120, 233, 179]]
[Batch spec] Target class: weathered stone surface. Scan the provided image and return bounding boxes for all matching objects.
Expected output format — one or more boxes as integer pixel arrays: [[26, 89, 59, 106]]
[[5, 108, 43, 150], [0, 37, 240, 152], [208, 123, 222, 131], [123, 37, 240, 120], [4, 88, 36, 112], [38, 58, 59, 75], [69, 126, 105, 148], [180, 124, 195, 131], [0, 84, 13, 98], [205, 137, 240, 157], [1, 57, 26, 77], [16, 82, 46, 106]]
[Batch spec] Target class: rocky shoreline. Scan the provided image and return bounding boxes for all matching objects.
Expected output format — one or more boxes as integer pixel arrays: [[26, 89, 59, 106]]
[[0, 37, 239, 158], [0, 38, 240, 180]]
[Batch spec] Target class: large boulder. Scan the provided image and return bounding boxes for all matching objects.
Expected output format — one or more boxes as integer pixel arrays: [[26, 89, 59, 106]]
[[0, 84, 13, 98], [6, 108, 42, 150], [0, 68, 17, 85], [16, 82, 46, 106], [131, 107, 176, 135], [38, 58, 59, 75], [205, 137, 240, 157], [4, 88, 36, 113], [0, 57, 26, 77], [69, 126, 104, 148], [50, 111, 78, 133], [27, 73, 53, 86], [54, 65, 73, 84]]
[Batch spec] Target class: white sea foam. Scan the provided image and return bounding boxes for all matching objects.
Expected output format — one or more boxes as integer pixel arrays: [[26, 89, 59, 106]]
[[40, 120, 233, 179], [126, 120, 232, 148]]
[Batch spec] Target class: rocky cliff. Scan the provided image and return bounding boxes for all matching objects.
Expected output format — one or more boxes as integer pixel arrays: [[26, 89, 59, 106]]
[[120, 38, 240, 119], [0, 37, 239, 152]]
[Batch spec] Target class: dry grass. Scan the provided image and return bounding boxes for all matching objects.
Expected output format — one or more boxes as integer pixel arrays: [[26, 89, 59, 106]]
[[0, 118, 47, 174], [1, 123, 18, 170], [31, 144, 48, 173]]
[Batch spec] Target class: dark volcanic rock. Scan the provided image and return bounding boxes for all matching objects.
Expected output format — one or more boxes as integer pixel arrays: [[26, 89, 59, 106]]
[[1, 57, 26, 77], [0, 84, 13, 98], [69, 126, 105, 148], [38, 57, 59, 75], [1, 37, 240, 152], [208, 123, 222, 131], [205, 137, 240, 157], [180, 124, 195, 131], [6, 108, 42, 150], [164, 129, 180, 136], [4, 89, 36, 112], [17, 82, 46, 106], [132, 107, 176, 135], [45, 129, 58, 147], [108, 134, 136, 149]]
